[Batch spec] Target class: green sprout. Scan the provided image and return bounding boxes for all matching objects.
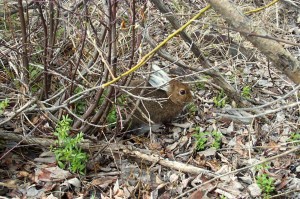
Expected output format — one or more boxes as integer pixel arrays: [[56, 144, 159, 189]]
[[256, 173, 275, 198], [0, 98, 9, 115], [52, 115, 88, 174], [255, 163, 276, 198], [289, 132, 300, 145], [241, 85, 251, 99], [213, 90, 227, 108], [211, 131, 223, 149], [193, 128, 223, 151]]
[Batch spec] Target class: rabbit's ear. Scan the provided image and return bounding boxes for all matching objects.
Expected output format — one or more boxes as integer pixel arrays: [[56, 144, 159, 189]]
[[149, 64, 171, 91]]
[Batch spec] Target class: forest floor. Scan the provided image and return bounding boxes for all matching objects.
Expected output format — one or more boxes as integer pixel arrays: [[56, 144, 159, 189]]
[[1, 0, 300, 198]]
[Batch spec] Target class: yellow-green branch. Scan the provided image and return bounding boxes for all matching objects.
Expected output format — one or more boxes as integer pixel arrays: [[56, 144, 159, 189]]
[[101, 4, 211, 88], [245, 0, 279, 15]]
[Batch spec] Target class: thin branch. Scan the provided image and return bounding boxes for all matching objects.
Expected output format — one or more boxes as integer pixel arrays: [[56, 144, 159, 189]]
[[101, 5, 211, 88], [17, 0, 29, 85], [0, 97, 38, 126], [176, 145, 300, 198], [0, 131, 216, 177]]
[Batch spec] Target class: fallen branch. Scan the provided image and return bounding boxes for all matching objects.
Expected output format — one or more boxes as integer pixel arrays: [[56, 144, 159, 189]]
[[207, 0, 300, 84], [176, 145, 300, 198], [0, 97, 37, 126], [101, 5, 211, 88], [150, 0, 247, 107], [0, 131, 215, 177]]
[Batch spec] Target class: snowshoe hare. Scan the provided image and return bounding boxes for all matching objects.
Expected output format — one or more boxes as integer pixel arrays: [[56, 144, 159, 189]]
[[125, 64, 192, 131]]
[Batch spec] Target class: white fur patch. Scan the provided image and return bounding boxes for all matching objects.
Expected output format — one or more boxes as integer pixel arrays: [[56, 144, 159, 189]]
[[149, 64, 171, 91]]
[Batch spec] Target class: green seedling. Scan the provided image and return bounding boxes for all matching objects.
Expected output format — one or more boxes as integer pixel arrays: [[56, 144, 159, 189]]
[[193, 128, 223, 151], [56, 27, 65, 38], [211, 131, 223, 149], [52, 115, 88, 174], [107, 106, 117, 124], [29, 65, 43, 93], [219, 195, 227, 199], [213, 90, 227, 108], [187, 103, 197, 115], [98, 91, 117, 126], [195, 81, 206, 90], [0, 98, 9, 114], [242, 85, 251, 99], [255, 162, 271, 171], [74, 87, 87, 115], [255, 163, 275, 198], [99, 93, 127, 128], [171, 0, 185, 12], [288, 132, 300, 145], [193, 130, 208, 151], [256, 173, 275, 198]]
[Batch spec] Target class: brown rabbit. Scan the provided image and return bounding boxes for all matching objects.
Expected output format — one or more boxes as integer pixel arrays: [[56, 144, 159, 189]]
[[125, 65, 193, 131]]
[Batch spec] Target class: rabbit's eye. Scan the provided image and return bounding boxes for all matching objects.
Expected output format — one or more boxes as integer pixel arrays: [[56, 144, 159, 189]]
[[179, 89, 186, 95]]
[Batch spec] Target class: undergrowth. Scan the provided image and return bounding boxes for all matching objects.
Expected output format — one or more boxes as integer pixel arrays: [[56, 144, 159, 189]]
[[51, 115, 88, 174]]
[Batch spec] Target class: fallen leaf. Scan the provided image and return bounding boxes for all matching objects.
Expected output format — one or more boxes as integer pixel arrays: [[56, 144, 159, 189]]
[[91, 177, 117, 188], [198, 147, 217, 157], [166, 142, 178, 152], [215, 188, 235, 199], [189, 189, 204, 199], [169, 173, 179, 183], [248, 183, 261, 197]]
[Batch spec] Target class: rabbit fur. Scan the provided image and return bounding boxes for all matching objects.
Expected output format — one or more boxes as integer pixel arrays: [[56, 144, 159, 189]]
[[125, 65, 192, 131]]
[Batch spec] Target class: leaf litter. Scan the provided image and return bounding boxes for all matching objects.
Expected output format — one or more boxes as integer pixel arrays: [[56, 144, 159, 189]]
[[1, 0, 300, 198]]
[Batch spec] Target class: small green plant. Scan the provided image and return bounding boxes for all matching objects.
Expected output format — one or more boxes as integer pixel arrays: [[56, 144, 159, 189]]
[[256, 173, 275, 198], [171, 0, 185, 12], [255, 162, 271, 171], [219, 195, 227, 199], [255, 163, 275, 198], [107, 106, 117, 124], [213, 90, 227, 108], [90, 193, 96, 199], [241, 86, 251, 99], [29, 65, 41, 79], [0, 98, 9, 114], [99, 93, 127, 128], [211, 131, 223, 149], [74, 87, 86, 115], [52, 115, 88, 174], [289, 132, 300, 145], [29, 65, 43, 93], [195, 81, 206, 90], [193, 129, 223, 151], [56, 27, 66, 38], [193, 130, 208, 151], [187, 103, 197, 115]]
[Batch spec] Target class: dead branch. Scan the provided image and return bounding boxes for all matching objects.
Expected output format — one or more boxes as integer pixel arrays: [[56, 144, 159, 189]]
[[0, 131, 215, 177], [0, 97, 38, 126], [176, 145, 300, 198], [207, 0, 300, 84], [150, 0, 248, 107]]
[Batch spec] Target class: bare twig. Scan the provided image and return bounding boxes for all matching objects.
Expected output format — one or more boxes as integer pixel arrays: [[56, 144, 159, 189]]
[[101, 5, 211, 88], [207, 0, 300, 84], [17, 0, 29, 85], [0, 97, 37, 126], [150, 0, 247, 106], [176, 145, 300, 198], [0, 131, 216, 177]]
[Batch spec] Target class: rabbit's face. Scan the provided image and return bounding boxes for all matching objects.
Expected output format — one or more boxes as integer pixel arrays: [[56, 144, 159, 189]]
[[168, 80, 193, 105]]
